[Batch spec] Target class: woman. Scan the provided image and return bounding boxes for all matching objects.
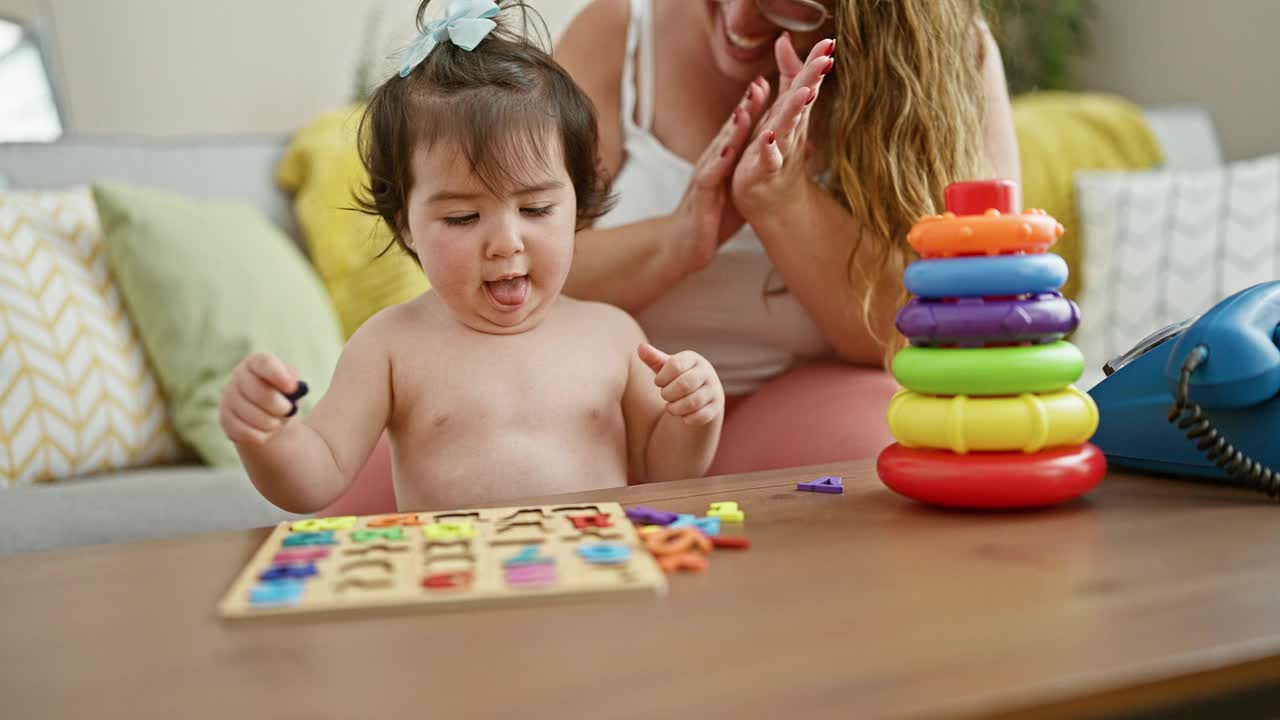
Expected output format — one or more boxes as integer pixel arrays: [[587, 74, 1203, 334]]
[[554, 0, 1019, 474]]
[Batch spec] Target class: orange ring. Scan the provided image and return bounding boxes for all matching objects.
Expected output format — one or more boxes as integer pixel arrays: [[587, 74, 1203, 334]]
[[906, 209, 1065, 258]]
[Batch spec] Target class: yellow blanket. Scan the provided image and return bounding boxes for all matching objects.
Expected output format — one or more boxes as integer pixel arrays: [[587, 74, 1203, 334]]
[[1013, 91, 1165, 299], [276, 104, 429, 338]]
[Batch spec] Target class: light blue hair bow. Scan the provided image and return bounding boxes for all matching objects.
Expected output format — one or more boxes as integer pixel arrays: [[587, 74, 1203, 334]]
[[399, 0, 501, 77]]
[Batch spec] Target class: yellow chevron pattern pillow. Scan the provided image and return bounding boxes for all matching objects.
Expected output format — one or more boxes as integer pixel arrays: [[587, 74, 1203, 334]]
[[0, 188, 186, 486]]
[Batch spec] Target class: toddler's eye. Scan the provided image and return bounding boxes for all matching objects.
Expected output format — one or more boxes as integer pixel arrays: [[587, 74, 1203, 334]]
[[444, 214, 478, 227], [521, 205, 555, 218]]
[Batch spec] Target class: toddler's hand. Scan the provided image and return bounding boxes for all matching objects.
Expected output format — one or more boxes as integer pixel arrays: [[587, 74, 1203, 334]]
[[219, 351, 309, 445], [637, 343, 724, 426]]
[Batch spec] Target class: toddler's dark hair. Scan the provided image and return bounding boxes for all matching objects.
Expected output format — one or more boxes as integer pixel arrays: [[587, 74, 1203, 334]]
[[355, 0, 614, 262]]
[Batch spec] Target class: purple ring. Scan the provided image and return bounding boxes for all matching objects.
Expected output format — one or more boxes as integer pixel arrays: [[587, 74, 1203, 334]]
[[895, 292, 1080, 347]]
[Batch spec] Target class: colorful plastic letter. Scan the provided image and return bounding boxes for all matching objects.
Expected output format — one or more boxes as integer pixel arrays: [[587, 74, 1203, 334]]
[[504, 544, 554, 567], [624, 506, 679, 525], [367, 513, 423, 528], [569, 514, 613, 529], [423, 571, 473, 590], [290, 516, 356, 532], [657, 552, 709, 574], [669, 515, 721, 536], [707, 501, 745, 523], [505, 562, 558, 587], [352, 527, 406, 543], [643, 528, 713, 556], [282, 531, 336, 547], [576, 543, 631, 565], [259, 561, 318, 582], [797, 476, 843, 494], [423, 522, 477, 541], [249, 580, 305, 606], [273, 548, 330, 563]]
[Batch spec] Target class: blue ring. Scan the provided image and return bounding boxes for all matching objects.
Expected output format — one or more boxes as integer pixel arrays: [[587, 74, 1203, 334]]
[[904, 254, 1069, 298]]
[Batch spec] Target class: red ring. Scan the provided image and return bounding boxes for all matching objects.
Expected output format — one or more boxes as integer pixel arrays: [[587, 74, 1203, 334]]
[[876, 443, 1106, 509]]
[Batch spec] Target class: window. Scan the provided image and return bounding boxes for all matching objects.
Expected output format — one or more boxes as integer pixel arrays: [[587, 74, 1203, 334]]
[[0, 16, 63, 142]]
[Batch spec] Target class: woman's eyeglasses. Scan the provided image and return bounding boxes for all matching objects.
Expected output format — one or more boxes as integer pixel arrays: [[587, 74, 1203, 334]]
[[713, 0, 831, 32]]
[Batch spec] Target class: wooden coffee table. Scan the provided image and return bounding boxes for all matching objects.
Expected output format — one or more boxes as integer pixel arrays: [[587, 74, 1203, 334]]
[[4, 460, 1280, 719]]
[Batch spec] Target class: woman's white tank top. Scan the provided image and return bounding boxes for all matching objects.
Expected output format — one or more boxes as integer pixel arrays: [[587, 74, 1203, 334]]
[[591, 0, 833, 395]]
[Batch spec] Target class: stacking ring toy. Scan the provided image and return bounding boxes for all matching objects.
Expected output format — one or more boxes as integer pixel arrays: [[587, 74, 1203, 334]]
[[907, 209, 1065, 258], [876, 442, 1106, 509], [885, 386, 1099, 453], [891, 341, 1083, 396], [896, 292, 1080, 347], [903, 254, 1069, 299]]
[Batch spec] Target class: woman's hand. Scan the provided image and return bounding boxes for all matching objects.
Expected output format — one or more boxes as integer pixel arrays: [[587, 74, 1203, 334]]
[[731, 35, 836, 217], [671, 76, 771, 273]]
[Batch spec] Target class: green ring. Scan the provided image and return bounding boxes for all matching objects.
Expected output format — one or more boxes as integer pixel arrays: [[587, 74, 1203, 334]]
[[891, 341, 1084, 396]]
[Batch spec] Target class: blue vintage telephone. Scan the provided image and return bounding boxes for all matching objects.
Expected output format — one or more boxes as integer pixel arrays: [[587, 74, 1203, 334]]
[[1088, 281, 1280, 498]]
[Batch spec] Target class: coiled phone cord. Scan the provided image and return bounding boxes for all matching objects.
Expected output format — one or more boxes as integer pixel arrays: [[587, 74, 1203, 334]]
[[1167, 345, 1280, 499]]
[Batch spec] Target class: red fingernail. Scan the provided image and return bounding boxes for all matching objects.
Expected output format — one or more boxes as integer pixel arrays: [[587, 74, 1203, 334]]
[[721, 144, 731, 158], [766, 130, 776, 145], [825, 38, 836, 56], [821, 57, 835, 75]]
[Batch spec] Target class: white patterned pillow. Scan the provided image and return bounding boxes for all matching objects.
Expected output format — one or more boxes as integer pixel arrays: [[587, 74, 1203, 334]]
[[1072, 154, 1280, 389], [0, 188, 187, 486]]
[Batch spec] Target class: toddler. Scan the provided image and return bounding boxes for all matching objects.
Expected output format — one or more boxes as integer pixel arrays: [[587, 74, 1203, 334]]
[[219, 0, 724, 513]]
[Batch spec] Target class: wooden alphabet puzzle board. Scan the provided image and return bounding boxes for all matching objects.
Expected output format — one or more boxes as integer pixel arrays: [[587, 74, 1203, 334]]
[[218, 502, 667, 619]]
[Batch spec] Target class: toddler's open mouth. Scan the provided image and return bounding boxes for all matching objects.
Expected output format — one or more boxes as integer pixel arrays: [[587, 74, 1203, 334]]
[[484, 274, 529, 311]]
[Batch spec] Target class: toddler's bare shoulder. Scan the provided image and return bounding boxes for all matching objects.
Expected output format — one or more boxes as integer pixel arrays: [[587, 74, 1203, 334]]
[[562, 298, 644, 339], [343, 297, 441, 357]]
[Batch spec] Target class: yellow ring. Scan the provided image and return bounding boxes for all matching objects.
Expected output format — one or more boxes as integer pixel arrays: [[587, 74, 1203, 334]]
[[886, 386, 1098, 454]]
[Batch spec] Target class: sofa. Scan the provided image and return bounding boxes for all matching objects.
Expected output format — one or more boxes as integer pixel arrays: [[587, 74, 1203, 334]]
[[0, 104, 1227, 557], [0, 137, 314, 556]]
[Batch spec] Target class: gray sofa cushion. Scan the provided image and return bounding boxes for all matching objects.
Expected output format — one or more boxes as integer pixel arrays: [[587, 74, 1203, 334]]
[[0, 465, 307, 556], [1142, 106, 1224, 170], [0, 135, 300, 245]]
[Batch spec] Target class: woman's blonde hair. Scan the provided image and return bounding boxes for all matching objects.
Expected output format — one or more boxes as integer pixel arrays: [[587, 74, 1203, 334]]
[[824, 0, 991, 367]]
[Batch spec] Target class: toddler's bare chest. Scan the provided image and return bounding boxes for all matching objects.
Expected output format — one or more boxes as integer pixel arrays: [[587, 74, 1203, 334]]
[[392, 336, 626, 432]]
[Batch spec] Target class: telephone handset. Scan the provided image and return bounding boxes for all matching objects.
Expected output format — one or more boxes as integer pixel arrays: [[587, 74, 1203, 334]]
[[1089, 282, 1280, 498]]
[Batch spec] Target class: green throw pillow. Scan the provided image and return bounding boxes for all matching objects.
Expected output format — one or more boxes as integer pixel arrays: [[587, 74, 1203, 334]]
[[92, 183, 344, 466]]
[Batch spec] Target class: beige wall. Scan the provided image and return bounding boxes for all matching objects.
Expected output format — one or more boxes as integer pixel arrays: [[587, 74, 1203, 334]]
[[1, 0, 42, 19], [0, 0, 590, 137], [1075, 0, 1278, 161], [5, 0, 1273, 159]]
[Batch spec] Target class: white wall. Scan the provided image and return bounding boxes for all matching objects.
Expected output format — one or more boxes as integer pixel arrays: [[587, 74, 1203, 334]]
[[1075, 0, 1279, 162], [0, 0, 590, 137]]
